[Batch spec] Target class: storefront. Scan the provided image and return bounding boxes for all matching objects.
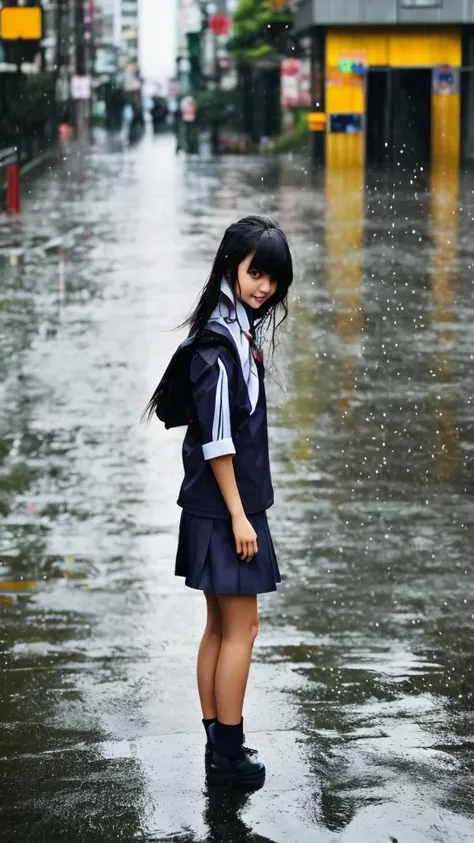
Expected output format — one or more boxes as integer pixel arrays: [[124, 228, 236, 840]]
[[291, 1, 474, 170]]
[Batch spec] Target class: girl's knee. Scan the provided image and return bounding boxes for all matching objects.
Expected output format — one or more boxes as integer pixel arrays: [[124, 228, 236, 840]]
[[222, 617, 258, 644], [217, 594, 259, 642]]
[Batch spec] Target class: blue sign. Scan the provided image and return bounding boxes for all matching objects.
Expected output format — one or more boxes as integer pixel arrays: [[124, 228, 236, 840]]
[[329, 114, 363, 134]]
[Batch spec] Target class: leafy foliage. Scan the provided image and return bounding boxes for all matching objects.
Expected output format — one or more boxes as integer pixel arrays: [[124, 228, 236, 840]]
[[228, 0, 292, 65], [266, 111, 310, 153]]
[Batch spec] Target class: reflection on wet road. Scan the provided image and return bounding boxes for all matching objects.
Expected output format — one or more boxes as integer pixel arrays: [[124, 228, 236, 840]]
[[1, 133, 473, 842]]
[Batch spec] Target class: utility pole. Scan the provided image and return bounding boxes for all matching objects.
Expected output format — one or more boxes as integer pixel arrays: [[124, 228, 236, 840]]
[[210, 0, 230, 155], [210, 29, 220, 155], [75, 0, 86, 75], [73, 0, 92, 138], [54, 0, 69, 127]]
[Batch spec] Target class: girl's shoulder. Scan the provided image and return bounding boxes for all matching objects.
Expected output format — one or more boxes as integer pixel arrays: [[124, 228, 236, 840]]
[[193, 327, 239, 369]]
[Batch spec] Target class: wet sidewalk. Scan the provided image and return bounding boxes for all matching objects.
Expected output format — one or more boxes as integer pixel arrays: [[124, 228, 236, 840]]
[[1, 132, 473, 842]]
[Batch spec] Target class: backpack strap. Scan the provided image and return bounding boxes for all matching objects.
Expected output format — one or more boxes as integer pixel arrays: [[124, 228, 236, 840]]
[[195, 326, 240, 365], [196, 345, 221, 367]]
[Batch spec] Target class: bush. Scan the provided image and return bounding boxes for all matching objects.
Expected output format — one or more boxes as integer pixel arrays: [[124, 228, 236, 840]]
[[195, 88, 243, 131], [267, 109, 310, 153]]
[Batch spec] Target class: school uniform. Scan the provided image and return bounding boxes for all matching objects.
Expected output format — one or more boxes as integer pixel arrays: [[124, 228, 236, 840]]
[[175, 279, 281, 595]]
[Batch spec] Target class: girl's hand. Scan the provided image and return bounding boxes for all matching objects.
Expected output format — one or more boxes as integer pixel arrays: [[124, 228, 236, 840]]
[[232, 513, 258, 562]]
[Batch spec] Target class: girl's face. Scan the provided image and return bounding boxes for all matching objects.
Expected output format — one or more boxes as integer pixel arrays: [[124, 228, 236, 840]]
[[235, 252, 277, 310]]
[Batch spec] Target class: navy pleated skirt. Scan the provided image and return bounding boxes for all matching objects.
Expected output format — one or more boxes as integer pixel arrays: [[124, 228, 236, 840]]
[[175, 510, 281, 595]]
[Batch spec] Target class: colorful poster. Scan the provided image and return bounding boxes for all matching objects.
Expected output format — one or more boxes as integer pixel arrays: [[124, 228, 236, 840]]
[[432, 66, 459, 95]]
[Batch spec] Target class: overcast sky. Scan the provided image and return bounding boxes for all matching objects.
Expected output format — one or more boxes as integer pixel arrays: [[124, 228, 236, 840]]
[[140, 0, 176, 85]]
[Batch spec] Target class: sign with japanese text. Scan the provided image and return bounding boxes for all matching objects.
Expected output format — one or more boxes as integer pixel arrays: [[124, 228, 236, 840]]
[[71, 75, 91, 100], [338, 51, 368, 75], [327, 68, 365, 88], [281, 58, 312, 109], [281, 59, 300, 108], [181, 96, 196, 122]]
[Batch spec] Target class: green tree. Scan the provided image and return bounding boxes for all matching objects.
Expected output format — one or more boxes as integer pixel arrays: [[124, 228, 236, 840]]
[[229, 0, 292, 65], [225, 0, 293, 143]]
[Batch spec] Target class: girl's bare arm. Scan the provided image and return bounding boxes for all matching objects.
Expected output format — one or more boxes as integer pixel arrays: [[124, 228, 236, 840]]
[[209, 455, 258, 562]]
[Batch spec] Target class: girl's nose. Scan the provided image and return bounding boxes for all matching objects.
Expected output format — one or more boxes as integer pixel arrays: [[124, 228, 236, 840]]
[[259, 276, 272, 293]]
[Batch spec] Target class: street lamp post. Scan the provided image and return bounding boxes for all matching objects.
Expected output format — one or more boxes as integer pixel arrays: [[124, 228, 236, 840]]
[[205, 3, 231, 155], [210, 27, 220, 155], [176, 0, 208, 154], [72, 0, 93, 139]]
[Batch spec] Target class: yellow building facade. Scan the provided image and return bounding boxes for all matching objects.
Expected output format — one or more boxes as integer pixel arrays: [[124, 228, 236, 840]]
[[324, 27, 461, 170]]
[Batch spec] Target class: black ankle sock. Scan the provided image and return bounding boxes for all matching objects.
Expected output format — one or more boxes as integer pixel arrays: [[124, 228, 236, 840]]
[[214, 721, 244, 760], [202, 717, 217, 742]]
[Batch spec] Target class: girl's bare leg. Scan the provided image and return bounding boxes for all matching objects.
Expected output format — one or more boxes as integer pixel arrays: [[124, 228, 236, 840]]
[[197, 591, 223, 720], [214, 594, 259, 725]]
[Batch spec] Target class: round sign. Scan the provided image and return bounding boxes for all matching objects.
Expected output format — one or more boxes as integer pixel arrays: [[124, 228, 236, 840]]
[[209, 14, 231, 36]]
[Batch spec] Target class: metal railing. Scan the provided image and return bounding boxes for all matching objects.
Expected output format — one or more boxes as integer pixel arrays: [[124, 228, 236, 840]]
[[0, 146, 18, 169]]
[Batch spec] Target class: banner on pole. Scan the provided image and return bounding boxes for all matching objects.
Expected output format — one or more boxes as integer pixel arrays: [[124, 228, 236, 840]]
[[71, 76, 92, 101]]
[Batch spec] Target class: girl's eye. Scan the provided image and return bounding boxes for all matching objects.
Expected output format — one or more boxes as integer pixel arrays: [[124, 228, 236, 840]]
[[249, 270, 262, 279]]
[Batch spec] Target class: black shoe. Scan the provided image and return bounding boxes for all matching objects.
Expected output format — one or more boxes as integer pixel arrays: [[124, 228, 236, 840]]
[[206, 750, 265, 789], [205, 740, 213, 764], [205, 736, 257, 765]]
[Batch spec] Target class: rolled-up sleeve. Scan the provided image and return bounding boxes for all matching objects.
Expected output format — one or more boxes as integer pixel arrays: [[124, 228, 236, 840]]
[[190, 353, 236, 461]]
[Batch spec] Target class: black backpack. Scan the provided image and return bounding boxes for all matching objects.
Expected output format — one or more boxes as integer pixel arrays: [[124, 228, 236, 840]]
[[142, 326, 239, 430]]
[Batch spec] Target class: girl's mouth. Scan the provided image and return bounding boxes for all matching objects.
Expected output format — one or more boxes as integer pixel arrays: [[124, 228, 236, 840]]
[[253, 296, 266, 305]]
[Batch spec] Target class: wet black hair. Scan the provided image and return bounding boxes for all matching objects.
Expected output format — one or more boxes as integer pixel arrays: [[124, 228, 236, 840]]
[[142, 216, 292, 424], [182, 215, 293, 347]]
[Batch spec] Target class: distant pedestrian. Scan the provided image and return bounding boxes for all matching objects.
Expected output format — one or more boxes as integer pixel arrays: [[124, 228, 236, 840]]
[[121, 102, 134, 138], [143, 216, 293, 788]]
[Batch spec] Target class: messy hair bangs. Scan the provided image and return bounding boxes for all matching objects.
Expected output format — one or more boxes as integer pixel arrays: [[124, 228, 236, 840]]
[[247, 227, 293, 303], [179, 215, 293, 344]]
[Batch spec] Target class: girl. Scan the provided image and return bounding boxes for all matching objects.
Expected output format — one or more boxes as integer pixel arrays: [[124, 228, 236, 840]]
[[162, 215, 292, 787]]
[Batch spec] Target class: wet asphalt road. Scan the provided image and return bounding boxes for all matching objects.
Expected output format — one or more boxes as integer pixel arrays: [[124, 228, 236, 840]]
[[1, 131, 474, 842]]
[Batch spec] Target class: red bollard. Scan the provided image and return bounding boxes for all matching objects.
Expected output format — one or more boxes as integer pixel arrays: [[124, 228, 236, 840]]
[[59, 122, 72, 143], [7, 162, 21, 215]]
